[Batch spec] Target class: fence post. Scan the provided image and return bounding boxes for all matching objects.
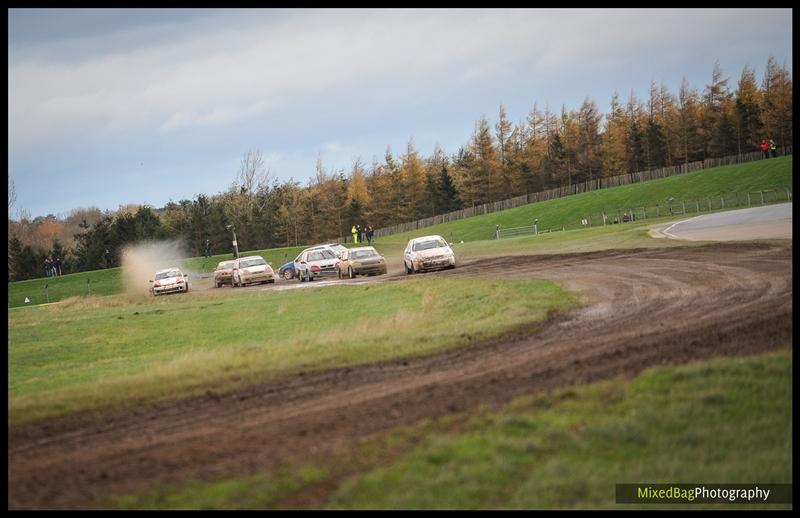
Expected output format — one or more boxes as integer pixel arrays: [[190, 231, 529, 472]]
[[760, 191, 764, 205], [87, 278, 91, 296], [721, 196, 724, 209], [682, 200, 686, 214], [45, 283, 49, 304], [747, 192, 751, 206], [602, 212, 606, 226], [695, 199, 699, 212]]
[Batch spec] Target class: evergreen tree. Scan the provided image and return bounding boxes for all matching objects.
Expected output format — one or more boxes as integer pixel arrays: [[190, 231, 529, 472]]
[[734, 65, 763, 154]]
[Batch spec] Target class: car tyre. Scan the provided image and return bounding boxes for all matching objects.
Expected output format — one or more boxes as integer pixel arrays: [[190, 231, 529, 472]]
[[283, 270, 293, 281], [348, 267, 355, 279], [405, 261, 412, 275]]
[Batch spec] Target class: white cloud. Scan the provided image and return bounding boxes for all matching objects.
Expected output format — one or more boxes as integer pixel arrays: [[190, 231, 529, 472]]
[[8, 8, 790, 155]]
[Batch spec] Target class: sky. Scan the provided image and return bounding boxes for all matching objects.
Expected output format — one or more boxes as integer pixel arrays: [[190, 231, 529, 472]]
[[8, 8, 793, 219]]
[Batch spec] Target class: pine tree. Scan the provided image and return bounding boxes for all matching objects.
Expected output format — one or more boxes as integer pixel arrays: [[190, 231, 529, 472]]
[[734, 65, 763, 154]]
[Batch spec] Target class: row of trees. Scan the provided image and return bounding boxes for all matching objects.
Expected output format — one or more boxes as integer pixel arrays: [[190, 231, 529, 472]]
[[8, 57, 792, 281]]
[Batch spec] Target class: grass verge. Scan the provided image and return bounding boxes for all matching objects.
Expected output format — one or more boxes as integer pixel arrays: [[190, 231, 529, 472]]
[[8, 276, 578, 425], [329, 349, 792, 509]]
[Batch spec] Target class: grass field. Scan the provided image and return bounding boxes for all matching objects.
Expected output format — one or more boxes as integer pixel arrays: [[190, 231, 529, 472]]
[[7, 156, 792, 309], [110, 349, 792, 509], [8, 276, 578, 425]]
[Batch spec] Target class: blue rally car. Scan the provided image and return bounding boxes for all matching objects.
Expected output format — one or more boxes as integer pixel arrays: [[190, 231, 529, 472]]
[[278, 260, 296, 281]]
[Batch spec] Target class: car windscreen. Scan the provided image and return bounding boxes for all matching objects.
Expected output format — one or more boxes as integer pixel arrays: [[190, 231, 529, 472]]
[[218, 262, 234, 269], [412, 239, 446, 252], [155, 270, 180, 280], [351, 250, 378, 260], [329, 244, 347, 255], [241, 258, 266, 268], [308, 250, 336, 261]]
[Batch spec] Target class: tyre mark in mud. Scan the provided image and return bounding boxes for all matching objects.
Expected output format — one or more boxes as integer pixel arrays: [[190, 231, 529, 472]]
[[8, 242, 792, 509]]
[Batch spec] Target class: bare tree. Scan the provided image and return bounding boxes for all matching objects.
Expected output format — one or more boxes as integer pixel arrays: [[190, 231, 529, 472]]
[[8, 175, 16, 214]]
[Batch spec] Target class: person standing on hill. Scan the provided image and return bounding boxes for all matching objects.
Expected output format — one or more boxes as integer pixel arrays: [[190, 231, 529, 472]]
[[366, 224, 374, 245], [760, 139, 769, 159], [769, 139, 777, 158], [351, 224, 358, 244]]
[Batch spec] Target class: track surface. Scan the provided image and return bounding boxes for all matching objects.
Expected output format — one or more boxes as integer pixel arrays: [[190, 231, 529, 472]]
[[8, 242, 793, 509]]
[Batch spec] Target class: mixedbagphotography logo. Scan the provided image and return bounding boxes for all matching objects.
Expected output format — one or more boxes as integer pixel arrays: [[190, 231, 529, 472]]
[[616, 484, 792, 504]]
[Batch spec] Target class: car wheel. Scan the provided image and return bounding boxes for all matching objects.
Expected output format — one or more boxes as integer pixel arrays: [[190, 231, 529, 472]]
[[348, 267, 355, 279], [405, 261, 412, 275], [185, 284, 189, 292], [283, 270, 293, 281]]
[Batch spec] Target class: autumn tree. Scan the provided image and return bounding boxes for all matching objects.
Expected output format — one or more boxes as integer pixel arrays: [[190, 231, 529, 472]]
[[761, 56, 793, 150], [575, 98, 603, 182], [734, 65, 763, 154], [603, 91, 628, 177]]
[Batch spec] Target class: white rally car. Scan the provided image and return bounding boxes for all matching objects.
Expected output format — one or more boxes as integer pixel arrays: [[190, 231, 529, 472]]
[[149, 267, 189, 296], [403, 235, 456, 274]]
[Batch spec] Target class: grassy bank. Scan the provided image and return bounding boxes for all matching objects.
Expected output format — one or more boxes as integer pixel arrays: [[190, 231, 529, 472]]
[[330, 348, 792, 509], [9, 276, 578, 425], [378, 155, 792, 246]]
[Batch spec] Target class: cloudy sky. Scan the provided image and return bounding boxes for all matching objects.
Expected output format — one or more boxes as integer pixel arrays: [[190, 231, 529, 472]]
[[8, 8, 792, 218]]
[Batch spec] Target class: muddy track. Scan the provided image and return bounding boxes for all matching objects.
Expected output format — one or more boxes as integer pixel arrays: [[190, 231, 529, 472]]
[[8, 242, 793, 509]]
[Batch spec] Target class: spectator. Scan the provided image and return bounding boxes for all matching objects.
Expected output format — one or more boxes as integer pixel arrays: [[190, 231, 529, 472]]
[[357, 224, 363, 244], [366, 224, 374, 245], [205, 239, 212, 258], [760, 139, 769, 159], [769, 139, 777, 158], [351, 224, 358, 244], [54, 257, 62, 276]]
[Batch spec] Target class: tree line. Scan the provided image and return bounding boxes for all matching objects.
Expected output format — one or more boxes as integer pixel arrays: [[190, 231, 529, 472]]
[[8, 57, 792, 281]]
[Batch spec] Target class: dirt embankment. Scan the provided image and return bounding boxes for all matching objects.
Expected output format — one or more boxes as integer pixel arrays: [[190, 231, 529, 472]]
[[8, 242, 792, 509]]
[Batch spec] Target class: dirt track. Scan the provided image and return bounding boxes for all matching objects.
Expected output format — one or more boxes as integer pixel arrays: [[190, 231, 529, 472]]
[[8, 242, 793, 509]]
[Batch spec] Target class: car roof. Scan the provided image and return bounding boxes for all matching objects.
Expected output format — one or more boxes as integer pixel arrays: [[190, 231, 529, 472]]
[[155, 267, 182, 274], [217, 260, 234, 265], [349, 246, 377, 252], [300, 245, 337, 254], [238, 255, 265, 261], [409, 235, 444, 243]]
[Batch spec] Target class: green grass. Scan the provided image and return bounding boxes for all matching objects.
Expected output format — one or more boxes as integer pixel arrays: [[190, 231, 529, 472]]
[[109, 466, 328, 510], [7, 156, 792, 309], [377, 155, 793, 247], [8, 276, 578, 425], [328, 349, 792, 510]]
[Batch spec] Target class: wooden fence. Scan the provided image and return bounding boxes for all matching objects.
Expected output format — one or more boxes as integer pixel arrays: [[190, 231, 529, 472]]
[[338, 147, 792, 243]]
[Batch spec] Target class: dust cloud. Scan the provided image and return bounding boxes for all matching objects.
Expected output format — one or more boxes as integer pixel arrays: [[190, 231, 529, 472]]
[[121, 240, 189, 296]]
